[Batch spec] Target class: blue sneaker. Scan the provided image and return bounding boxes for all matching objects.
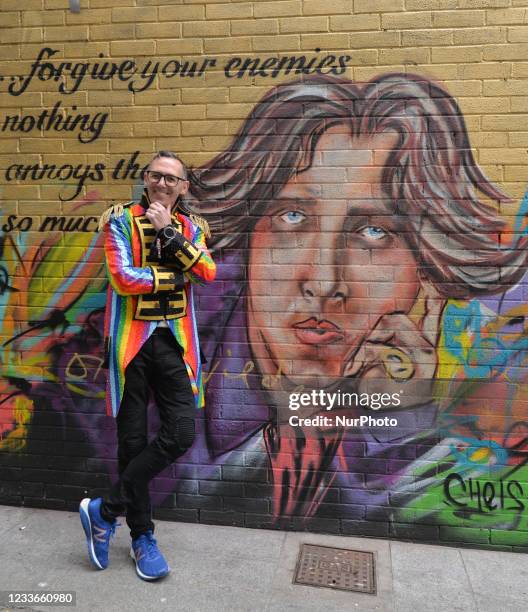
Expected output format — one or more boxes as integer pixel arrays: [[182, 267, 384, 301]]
[[130, 531, 170, 580], [79, 498, 118, 570]]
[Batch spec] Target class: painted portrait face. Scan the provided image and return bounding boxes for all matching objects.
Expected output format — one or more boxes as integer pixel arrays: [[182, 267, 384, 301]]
[[247, 126, 422, 388]]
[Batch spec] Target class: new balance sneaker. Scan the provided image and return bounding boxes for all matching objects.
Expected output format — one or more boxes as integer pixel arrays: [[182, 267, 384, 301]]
[[130, 531, 170, 581], [79, 497, 119, 570]]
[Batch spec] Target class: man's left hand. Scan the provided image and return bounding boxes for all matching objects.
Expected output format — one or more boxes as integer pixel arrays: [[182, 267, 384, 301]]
[[146, 201, 172, 231]]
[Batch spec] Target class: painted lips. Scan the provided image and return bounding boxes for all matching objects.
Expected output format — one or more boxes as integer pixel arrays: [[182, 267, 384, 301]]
[[293, 317, 344, 345]]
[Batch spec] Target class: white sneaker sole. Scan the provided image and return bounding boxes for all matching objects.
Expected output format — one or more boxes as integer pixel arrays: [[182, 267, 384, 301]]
[[130, 547, 170, 581], [80, 498, 105, 570]]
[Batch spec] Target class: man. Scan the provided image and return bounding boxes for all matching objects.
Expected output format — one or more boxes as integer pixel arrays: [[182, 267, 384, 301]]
[[79, 151, 216, 580]]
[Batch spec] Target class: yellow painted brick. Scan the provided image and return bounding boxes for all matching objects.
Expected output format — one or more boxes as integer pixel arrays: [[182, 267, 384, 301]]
[[205, 37, 253, 54], [508, 27, 528, 43], [402, 29, 453, 46], [109, 138, 155, 154], [254, 34, 301, 51], [458, 62, 511, 79], [111, 6, 157, 22], [182, 87, 229, 104], [512, 62, 528, 77], [254, 0, 301, 18], [0, 90, 42, 108], [441, 79, 483, 96], [206, 2, 253, 19], [459, 0, 509, 7], [62, 140, 108, 153], [228, 86, 269, 102], [1, 0, 42, 8], [482, 114, 528, 130], [349, 31, 400, 49], [182, 121, 228, 136], [182, 20, 230, 37], [201, 135, 236, 151], [130, 89, 181, 105], [16, 139, 63, 154], [304, 0, 352, 14], [0, 47, 19, 60], [66, 8, 111, 24], [160, 105, 206, 120], [329, 14, 379, 32], [134, 122, 181, 137], [0, 60, 31, 76], [87, 90, 134, 106], [378, 47, 430, 64], [483, 43, 528, 60], [279, 16, 328, 34], [479, 149, 527, 164], [21, 44, 64, 60], [432, 46, 481, 63], [206, 103, 255, 119], [509, 132, 528, 146], [159, 4, 205, 20], [1, 185, 41, 199], [469, 131, 508, 147], [300, 33, 348, 50], [112, 107, 158, 122], [90, 24, 135, 40], [433, 10, 486, 27], [345, 50, 378, 66], [459, 96, 511, 113], [0, 12, 20, 27], [157, 39, 204, 54], [111, 40, 156, 56], [484, 79, 528, 96], [407, 64, 463, 78], [45, 0, 87, 7], [42, 91, 87, 106], [454, 26, 506, 45], [406, 0, 457, 7], [63, 43, 110, 57], [382, 12, 432, 29], [154, 137, 202, 153], [486, 8, 528, 24], [231, 18, 278, 36], [90, 0, 132, 6], [137, 22, 185, 38], [355, 0, 404, 12], [505, 165, 528, 181], [1, 28, 43, 44]]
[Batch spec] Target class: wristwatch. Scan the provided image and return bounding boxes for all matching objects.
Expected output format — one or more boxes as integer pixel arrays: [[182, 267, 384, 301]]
[[160, 225, 178, 241]]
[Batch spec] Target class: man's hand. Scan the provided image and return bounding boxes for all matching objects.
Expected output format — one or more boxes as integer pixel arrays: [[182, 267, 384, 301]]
[[145, 201, 172, 231], [343, 283, 445, 409]]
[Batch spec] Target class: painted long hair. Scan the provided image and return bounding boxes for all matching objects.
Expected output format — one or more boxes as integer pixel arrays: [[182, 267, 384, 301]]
[[185, 73, 527, 299]]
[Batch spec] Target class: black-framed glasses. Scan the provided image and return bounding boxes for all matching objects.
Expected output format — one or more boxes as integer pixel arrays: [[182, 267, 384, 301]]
[[145, 171, 186, 186]]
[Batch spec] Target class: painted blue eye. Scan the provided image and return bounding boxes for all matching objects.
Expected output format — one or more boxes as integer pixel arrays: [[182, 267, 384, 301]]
[[360, 226, 387, 240], [280, 211, 306, 225]]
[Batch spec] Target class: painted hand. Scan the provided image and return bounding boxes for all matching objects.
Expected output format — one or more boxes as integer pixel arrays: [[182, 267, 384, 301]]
[[344, 283, 445, 409], [145, 201, 172, 231]]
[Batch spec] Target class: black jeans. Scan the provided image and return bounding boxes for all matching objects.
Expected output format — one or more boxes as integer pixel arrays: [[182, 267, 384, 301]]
[[101, 328, 196, 539]]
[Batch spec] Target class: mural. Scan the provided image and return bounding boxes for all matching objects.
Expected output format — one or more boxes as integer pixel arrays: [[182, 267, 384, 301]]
[[1, 73, 528, 546]]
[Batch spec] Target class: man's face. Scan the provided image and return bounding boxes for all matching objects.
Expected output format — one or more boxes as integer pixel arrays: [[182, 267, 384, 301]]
[[247, 127, 421, 388], [144, 156, 189, 210]]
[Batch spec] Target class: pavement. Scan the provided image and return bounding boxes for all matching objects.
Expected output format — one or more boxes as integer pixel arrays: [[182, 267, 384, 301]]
[[1, 504, 527, 612]]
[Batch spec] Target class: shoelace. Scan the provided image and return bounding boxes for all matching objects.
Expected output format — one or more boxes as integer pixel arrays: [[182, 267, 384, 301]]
[[108, 521, 121, 541]]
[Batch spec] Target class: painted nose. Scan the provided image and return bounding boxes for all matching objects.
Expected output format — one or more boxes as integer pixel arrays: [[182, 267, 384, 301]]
[[301, 279, 349, 301]]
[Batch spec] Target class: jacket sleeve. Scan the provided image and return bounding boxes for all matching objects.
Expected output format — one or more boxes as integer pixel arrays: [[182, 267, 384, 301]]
[[159, 226, 216, 286], [104, 213, 183, 295]]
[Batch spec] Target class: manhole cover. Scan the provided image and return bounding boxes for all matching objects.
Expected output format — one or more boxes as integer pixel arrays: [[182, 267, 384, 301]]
[[293, 544, 376, 594]]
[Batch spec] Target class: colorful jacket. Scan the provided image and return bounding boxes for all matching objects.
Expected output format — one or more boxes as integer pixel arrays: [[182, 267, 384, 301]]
[[102, 194, 216, 417]]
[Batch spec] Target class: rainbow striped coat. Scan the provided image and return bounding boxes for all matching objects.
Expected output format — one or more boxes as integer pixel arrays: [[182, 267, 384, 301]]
[[102, 198, 216, 418]]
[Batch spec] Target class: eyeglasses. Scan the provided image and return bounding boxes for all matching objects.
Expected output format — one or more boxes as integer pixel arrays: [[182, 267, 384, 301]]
[[145, 171, 186, 186]]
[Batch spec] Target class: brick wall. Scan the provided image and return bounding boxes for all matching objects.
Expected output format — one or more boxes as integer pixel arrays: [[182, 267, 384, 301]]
[[1, 0, 528, 551]]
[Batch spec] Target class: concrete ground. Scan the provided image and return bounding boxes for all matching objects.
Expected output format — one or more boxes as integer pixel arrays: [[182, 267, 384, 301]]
[[1, 505, 527, 612]]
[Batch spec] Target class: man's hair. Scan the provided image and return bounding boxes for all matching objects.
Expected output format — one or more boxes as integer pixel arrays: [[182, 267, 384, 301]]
[[149, 150, 188, 180], [186, 73, 528, 298]]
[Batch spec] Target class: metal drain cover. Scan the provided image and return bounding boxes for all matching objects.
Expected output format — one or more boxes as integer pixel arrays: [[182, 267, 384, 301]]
[[293, 544, 376, 594]]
